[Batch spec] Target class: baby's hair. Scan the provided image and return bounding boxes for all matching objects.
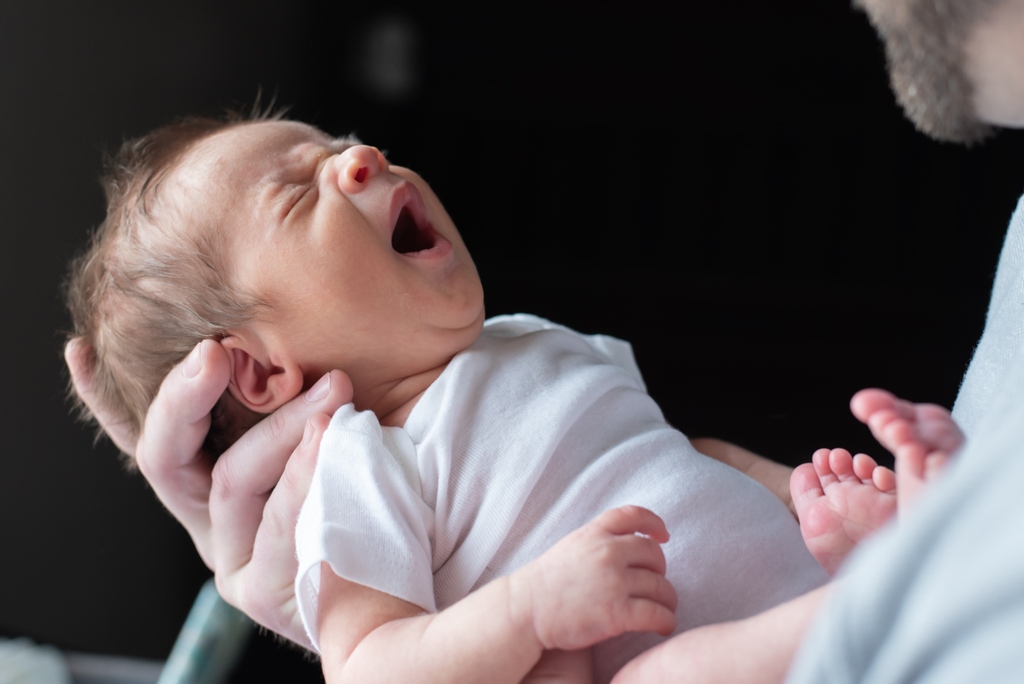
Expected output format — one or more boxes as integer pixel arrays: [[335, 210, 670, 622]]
[[66, 105, 285, 464]]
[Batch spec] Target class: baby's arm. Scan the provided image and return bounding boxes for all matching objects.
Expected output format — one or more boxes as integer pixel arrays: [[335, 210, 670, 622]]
[[317, 506, 677, 684], [691, 438, 795, 515], [612, 584, 831, 684]]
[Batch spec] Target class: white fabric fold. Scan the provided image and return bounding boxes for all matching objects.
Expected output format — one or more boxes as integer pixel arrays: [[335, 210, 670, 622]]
[[295, 314, 827, 680]]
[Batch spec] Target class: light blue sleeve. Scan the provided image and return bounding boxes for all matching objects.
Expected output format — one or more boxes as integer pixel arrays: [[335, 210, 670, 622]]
[[952, 193, 1024, 436]]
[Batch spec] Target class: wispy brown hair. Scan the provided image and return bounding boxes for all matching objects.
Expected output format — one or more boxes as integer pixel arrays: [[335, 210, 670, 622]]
[[66, 108, 284, 463]]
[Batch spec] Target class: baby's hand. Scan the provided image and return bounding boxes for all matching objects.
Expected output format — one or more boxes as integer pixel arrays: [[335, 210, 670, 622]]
[[511, 506, 677, 652]]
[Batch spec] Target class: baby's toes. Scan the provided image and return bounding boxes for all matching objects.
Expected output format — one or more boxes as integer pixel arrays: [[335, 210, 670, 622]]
[[851, 452, 881, 482], [871, 464, 896, 492], [827, 448, 859, 483], [791, 462, 825, 513], [811, 448, 841, 488]]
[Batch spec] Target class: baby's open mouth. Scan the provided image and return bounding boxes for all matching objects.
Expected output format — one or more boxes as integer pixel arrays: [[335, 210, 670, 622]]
[[391, 206, 437, 254]]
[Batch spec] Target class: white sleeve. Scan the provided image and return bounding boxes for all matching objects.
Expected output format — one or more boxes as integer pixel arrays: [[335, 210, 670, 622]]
[[294, 404, 435, 654]]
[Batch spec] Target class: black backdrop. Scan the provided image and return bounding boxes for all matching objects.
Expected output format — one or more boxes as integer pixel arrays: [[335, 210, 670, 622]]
[[3, 2, 1023, 680]]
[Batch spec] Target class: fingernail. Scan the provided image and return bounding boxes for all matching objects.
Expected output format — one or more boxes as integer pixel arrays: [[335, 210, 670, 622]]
[[305, 373, 330, 402], [183, 341, 204, 379]]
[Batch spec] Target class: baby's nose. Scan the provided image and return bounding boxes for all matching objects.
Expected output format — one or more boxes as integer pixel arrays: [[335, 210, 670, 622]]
[[333, 145, 390, 195]]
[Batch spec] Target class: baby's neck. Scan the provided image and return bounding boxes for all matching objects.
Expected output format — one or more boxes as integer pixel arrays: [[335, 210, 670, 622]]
[[364, 363, 449, 428]]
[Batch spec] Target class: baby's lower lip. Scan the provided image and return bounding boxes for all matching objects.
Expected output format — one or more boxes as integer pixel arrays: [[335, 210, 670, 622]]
[[399, 231, 452, 260]]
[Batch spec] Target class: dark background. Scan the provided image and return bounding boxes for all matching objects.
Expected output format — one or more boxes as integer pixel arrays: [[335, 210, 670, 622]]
[[3, 1, 1023, 681]]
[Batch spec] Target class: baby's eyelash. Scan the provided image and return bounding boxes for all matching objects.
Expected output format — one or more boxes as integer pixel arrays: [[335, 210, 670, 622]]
[[281, 182, 314, 220]]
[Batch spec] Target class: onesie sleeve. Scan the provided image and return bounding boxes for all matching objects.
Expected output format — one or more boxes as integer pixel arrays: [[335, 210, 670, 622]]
[[294, 404, 435, 654]]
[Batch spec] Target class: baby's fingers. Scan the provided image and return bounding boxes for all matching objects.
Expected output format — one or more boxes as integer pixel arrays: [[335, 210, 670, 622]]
[[614, 533, 669, 576], [594, 505, 670, 543], [626, 568, 678, 612], [617, 577, 678, 637]]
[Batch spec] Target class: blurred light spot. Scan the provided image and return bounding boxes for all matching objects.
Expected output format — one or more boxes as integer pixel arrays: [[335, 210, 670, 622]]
[[356, 13, 420, 103]]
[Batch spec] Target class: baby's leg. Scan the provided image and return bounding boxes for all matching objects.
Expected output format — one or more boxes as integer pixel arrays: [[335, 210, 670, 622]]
[[612, 585, 830, 684], [790, 448, 897, 575], [521, 648, 593, 684], [850, 388, 964, 509]]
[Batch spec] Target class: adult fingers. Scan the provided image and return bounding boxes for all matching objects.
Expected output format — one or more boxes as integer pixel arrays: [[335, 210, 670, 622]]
[[133, 340, 232, 565], [230, 412, 331, 650], [210, 370, 352, 581], [64, 337, 136, 455]]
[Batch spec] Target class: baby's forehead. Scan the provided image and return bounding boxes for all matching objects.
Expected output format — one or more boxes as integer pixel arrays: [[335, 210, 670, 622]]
[[189, 121, 330, 181], [165, 120, 330, 214]]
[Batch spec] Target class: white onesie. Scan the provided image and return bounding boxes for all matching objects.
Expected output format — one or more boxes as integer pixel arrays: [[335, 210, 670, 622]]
[[296, 314, 828, 681]]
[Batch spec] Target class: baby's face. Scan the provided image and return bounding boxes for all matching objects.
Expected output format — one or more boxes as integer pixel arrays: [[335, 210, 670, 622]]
[[168, 120, 485, 397]]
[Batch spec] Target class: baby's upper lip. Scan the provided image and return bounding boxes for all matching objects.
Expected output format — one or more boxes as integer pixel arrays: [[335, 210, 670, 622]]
[[388, 180, 442, 255], [388, 180, 428, 238]]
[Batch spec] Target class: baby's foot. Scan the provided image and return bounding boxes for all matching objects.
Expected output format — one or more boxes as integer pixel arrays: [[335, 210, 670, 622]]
[[790, 448, 897, 575], [850, 389, 963, 509]]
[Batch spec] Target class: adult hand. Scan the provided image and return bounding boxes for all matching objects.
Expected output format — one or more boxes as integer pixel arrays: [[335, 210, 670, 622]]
[[65, 337, 352, 648]]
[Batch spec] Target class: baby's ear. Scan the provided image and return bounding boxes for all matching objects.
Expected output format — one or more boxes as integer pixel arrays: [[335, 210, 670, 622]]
[[220, 335, 304, 414]]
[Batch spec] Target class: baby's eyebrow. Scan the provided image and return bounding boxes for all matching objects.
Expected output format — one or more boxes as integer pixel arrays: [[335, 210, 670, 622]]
[[266, 144, 323, 185], [267, 135, 360, 190], [326, 135, 359, 154], [256, 147, 319, 221]]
